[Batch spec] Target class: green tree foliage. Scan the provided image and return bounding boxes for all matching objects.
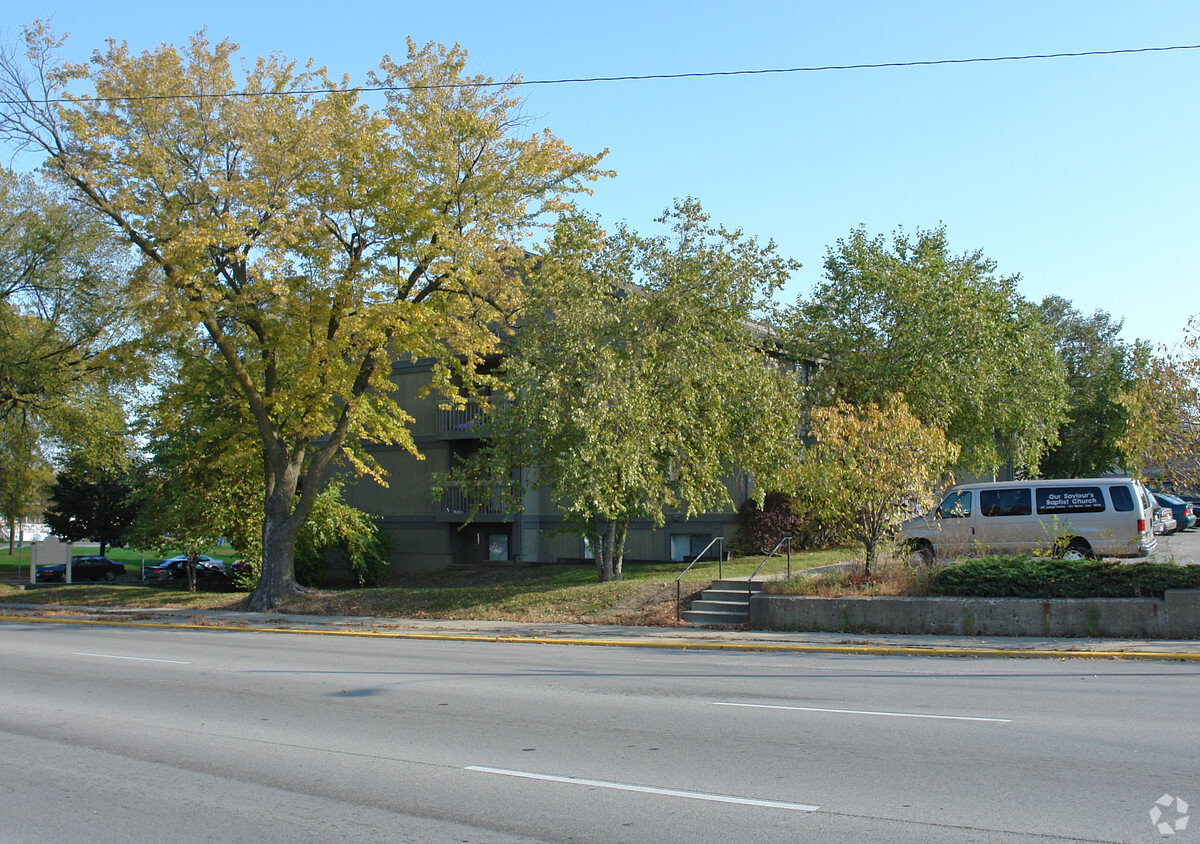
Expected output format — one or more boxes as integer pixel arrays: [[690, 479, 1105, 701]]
[[130, 354, 261, 579], [0, 167, 135, 549], [0, 24, 608, 608], [455, 203, 803, 582], [785, 225, 1067, 476], [0, 168, 135, 428], [137, 354, 389, 589], [791, 395, 959, 575], [293, 482, 391, 588], [0, 418, 51, 552], [1036, 296, 1152, 477], [1118, 335, 1200, 487], [43, 460, 139, 556]]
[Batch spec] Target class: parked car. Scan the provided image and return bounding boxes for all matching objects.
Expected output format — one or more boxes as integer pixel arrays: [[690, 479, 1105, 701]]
[[142, 555, 230, 588], [36, 555, 126, 583], [164, 554, 226, 572], [1153, 493, 1196, 531], [899, 477, 1157, 564], [230, 560, 255, 578], [1154, 506, 1177, 535]]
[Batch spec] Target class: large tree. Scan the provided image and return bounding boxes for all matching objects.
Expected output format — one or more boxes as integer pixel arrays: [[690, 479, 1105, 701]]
[[0, 25, 608, 608], [1037, 295, 1152, 478], [454, 203, 803, 582], [785, 225, 1067, 476]]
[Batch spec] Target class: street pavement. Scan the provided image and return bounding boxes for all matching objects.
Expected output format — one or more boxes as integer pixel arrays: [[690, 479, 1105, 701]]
[[1, 601, 1198, 660]]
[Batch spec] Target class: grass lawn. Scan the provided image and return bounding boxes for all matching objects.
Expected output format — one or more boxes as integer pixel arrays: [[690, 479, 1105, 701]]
[[0, 546, 855, 626]]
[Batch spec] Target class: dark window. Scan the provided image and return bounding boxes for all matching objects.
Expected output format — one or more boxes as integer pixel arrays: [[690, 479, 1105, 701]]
[[1109, 486, 1134, 512], [1036, 486, 1105, 515], [980, 488, 1032, 517]]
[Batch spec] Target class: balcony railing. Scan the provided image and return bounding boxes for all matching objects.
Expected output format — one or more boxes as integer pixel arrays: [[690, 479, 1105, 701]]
[[440, 401, 484, 434], [441, 486, 506, 517]]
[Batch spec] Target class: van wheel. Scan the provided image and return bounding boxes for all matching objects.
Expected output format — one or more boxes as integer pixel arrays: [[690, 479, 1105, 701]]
[[1062, 538, 1094, 561], [906, 541, 935, 568]]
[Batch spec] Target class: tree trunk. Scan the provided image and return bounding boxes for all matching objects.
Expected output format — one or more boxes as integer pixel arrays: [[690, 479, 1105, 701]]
[[591, 530, 607, 582], [612, 520, 628, 581], [246, 445, 313, 611], [593, 519, 628, 583], [248, 497, 307, 610]]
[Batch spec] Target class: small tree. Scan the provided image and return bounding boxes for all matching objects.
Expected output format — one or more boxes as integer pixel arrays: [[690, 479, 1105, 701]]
[[293, 482, 391, 588], [792, 395, 959, 576], [1119, 342, 1200, 486], [43, 462, 139, 556]]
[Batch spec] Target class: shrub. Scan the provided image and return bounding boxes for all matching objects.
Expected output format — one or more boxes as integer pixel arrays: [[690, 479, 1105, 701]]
[[731, 493, 799, 555], [926, 556, 1200, 599], [732, 492, 839, 555], [294, 483, 392, 587]]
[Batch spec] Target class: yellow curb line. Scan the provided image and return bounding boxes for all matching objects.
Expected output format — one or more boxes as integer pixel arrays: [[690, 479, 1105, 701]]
[[3, 613, 1200, 660]]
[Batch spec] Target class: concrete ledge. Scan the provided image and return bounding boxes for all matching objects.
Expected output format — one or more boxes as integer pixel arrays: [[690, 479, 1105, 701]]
[[749, 589, 1200, 638]]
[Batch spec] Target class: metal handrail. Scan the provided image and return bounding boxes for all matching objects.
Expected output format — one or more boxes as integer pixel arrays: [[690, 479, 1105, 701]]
[[674, 536, 725, 621], [747, 536, 792, 598]]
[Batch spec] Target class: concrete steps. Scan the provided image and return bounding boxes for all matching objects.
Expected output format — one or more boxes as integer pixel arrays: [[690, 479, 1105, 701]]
[[680, 579, 762, 627]]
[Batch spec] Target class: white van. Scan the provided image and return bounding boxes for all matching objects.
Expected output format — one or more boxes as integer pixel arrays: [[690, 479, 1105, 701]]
[[898, 477, 1157, 564]]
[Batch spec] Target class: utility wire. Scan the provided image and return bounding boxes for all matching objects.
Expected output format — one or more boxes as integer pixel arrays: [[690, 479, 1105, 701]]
[[6, 43, 1199, 105]]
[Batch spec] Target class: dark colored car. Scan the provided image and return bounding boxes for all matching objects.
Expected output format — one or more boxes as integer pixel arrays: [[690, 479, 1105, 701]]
[[36, 555, 126, 583], [1153, 493, 1196, 531], [142, 556, 231, 589]]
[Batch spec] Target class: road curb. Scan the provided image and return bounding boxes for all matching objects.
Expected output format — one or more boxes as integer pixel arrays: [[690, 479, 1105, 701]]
[[3, 613, 1200, 661]]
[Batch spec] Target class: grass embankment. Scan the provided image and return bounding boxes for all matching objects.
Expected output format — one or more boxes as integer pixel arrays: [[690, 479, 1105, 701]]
[[0, 547, 852, 626]]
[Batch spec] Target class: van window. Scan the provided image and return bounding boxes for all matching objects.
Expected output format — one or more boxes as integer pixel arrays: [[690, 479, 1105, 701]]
[[980, 488, 1032, 517], [937, 490, 972, 518], [1109, 485, 1134, 512], [1036, 486, 1105, 515]]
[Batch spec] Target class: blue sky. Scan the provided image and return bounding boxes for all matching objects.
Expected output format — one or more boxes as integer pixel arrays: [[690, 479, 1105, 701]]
[[5, 1, 1198, 349]]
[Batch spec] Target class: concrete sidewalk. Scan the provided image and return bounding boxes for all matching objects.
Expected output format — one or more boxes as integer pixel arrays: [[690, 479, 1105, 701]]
[[2, 603, 1200, 660]]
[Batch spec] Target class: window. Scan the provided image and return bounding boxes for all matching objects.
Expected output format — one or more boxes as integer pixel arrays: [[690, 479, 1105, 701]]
[[937, 490, 972, 518], [1035, 486, 1106, 515], [671, 534, 713, 562], [1109, 485, 1134, 512], [980, 488, 1032, 517], [487, 533, 509, 561]]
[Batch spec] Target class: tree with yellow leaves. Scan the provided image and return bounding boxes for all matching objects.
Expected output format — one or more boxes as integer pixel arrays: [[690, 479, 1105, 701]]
[[792, 395, 958, 576]]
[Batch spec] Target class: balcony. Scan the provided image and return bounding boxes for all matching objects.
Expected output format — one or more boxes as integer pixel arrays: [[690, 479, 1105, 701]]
[[440, 486, 506, 519], [439, 401, 485, 439]]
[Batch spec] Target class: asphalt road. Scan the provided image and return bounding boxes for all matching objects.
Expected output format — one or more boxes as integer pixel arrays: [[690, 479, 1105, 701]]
[[0, 621, 1197, 843]]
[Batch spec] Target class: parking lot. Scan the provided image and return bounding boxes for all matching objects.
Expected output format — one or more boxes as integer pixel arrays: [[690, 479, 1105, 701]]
[[1150, 526, 1200, 564]]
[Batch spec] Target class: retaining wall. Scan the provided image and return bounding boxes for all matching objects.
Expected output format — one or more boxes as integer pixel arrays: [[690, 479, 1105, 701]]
[[748, 590, 1200, 638]]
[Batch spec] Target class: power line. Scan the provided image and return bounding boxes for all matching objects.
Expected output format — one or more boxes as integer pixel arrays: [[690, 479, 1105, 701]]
[[5, 43, 1199, 105], [516, 44, 1200, 86]]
